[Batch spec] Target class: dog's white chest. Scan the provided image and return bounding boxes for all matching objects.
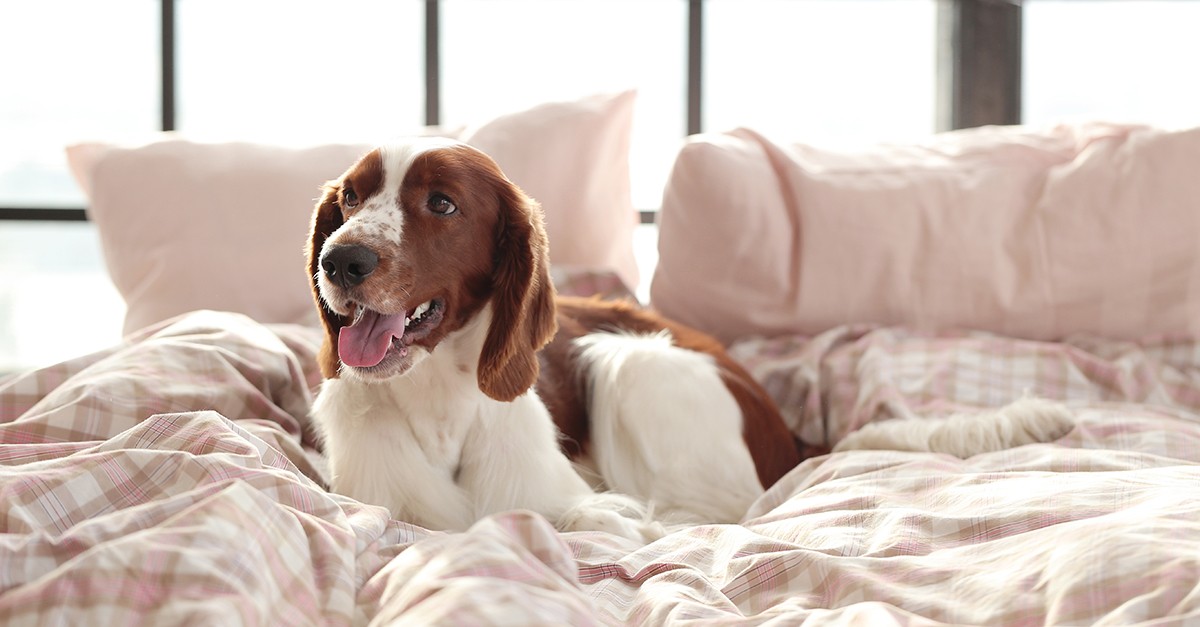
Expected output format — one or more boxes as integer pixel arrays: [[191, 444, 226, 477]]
[[405, 406, 476, 478], [312, 376, 487, 530]]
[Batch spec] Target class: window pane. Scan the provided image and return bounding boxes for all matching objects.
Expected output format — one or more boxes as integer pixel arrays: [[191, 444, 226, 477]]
[[0, 222, 123, 371], [1023, 1, 1200, 128], [705, 0, 937, 146], [177, 0, 424, 142], [0, 1, 158, 206], [442, 0, 686, 209]]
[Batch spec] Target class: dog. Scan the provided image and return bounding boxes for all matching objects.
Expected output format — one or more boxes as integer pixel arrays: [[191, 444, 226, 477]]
[[306, 138, 1075, 541]]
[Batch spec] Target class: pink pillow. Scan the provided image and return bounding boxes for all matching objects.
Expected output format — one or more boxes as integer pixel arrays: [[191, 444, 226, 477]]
[[652, 123, 1200, 343], [67, 91, 639, 335], [465, 91, 638, 288]]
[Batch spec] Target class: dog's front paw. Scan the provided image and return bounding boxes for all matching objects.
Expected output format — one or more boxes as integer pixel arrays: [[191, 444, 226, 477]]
[[997, 397, 1076, 446], [928, 397, 1076, 457], [557, 493, 665, 543]]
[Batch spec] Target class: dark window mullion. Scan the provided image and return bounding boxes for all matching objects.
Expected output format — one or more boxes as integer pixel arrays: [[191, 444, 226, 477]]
[[687, 0, 703, 136], [642, 0, 702, 223], [425, 0, 440, 126], [937, 0, 1022, 130], [161, 0, 176, 131], [0, 208, 88, 221]]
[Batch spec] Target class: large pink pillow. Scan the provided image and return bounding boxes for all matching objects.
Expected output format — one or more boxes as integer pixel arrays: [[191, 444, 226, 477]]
[[652, 123, 1200, 343], [68, 91, 639, 335]]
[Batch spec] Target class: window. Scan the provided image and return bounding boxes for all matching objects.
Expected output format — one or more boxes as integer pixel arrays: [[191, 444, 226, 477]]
[[0, 1, 159, 206], [3, 0, 1197, 371], [1023, 0, 1200, 128], [705, 0, 937, 146], [0, 222, 123, 371], [442, 0, 686, 209], [1, 1, 156, 367], [177, 0, 424, 142]]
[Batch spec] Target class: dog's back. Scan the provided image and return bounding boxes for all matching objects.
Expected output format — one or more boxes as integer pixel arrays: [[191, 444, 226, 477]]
[[535, 296, 802, 523]]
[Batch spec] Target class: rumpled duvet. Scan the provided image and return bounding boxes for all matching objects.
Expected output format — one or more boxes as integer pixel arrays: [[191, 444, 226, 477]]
[[3, 311, 1199, 625]]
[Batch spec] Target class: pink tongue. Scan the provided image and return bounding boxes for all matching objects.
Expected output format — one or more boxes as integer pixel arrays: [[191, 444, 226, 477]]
[[338, 309, 408, 368]]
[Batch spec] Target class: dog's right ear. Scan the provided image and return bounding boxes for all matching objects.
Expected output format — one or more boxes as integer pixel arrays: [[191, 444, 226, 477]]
[[477, 181, 558, 402], [307, 182, 346, 379]]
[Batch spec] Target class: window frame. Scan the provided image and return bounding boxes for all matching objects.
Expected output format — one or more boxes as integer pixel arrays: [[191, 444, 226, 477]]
[[0, 0, 1020, 225]]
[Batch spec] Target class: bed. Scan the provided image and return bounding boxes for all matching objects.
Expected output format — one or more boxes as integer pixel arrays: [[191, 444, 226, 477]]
[[4, 309, 1199, 624], [3, 93, 1200, 624]]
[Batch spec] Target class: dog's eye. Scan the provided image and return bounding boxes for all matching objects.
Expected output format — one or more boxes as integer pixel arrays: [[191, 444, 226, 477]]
[[429, 193, 457, 216], [343, 187, 359, 209]]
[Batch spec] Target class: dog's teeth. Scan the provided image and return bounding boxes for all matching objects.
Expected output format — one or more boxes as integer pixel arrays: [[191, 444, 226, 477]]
[[413, 302, 431, 318]]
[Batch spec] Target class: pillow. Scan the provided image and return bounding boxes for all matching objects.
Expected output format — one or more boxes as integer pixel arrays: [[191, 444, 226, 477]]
[[67, 91, 639, 335], [652, 123, 1200, 343]]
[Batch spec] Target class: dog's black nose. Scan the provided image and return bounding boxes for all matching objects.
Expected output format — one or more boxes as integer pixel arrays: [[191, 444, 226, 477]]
[[321, 245, 378, 288]]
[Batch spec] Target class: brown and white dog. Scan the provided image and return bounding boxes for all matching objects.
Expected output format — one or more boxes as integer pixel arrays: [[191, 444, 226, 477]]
[[307, 138, 1074, 541]]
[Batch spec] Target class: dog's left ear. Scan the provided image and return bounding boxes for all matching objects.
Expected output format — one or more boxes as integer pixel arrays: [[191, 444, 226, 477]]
[[478, 181, 558, 402], [307, 182, 347, 379]]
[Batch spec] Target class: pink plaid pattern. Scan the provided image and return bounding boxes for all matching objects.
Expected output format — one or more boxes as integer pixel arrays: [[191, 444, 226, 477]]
[[731, 325, 1200, 447], [3, 309, 1200, 624]]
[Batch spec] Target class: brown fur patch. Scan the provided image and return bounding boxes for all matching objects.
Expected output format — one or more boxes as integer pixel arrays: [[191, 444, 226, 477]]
[[341, 148, 383, 215], [471, 160, 558, 401], [308, 144, 556, 393], [543, 297, 803, 489], [306, 149, 384, 379]]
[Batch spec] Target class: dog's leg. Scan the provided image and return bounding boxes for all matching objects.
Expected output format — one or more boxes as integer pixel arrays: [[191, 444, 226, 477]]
[[834, 397, 1076, 458], [575, 332, 765, 524], [457, 394, 664, 543], [554, 492, 665, 542]]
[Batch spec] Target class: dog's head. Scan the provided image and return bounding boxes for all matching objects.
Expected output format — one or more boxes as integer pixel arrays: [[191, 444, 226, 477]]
[[306, 139, 557, 401]]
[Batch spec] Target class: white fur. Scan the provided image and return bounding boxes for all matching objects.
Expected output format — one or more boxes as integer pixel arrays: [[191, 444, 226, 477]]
[[312, 307, 664, 542], [834, 397, 1075, 458], [324, 138, 463, 250], [573, 331, 764, 524]]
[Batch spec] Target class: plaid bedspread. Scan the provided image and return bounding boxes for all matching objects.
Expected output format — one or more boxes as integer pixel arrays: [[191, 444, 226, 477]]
[[2, 312, 1199, 625]]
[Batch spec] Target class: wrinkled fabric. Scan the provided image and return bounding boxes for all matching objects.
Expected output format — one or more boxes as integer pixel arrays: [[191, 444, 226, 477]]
[[2, 312, 1199, 625]]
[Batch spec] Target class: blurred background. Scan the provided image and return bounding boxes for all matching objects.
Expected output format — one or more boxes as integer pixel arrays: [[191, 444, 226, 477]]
[[2, 0, 1198, 372]]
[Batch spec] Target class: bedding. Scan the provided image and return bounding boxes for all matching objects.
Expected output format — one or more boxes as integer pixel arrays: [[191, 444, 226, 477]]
[[3, 306, 1199, 624]]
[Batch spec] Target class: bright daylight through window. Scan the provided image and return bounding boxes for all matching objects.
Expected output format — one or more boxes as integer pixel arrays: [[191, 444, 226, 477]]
[[2, 0, 1199, 372]]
